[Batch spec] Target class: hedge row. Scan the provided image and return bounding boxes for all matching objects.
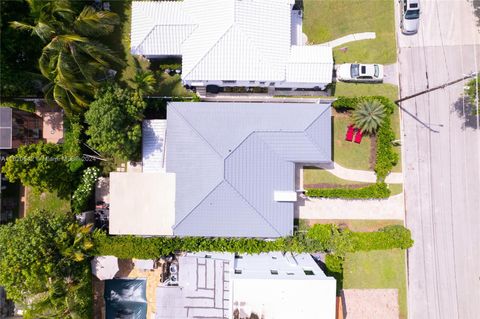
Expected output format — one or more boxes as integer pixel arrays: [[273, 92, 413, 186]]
[[332, 96, 395, 114], [375, 116, 399, 181], [92, 224, 413, 259], [305, 183, 390, 199], [0, 99, 36, 112]]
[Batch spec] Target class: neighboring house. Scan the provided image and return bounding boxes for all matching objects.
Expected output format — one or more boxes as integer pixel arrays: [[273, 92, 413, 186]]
[[155, 252, 337, 319], [0, 107, 42, 151], [131, 0, 333, 90], [109, 102, 332, 237]]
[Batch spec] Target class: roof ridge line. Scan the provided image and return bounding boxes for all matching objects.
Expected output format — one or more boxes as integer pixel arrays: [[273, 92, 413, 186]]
[[173, 180, 224, 230], [169, 104, 224, 159], [183, 23, 235, 80], [223, 179, 283, 237], [304, 106, 332, 158], [133, 23, 198, 53]]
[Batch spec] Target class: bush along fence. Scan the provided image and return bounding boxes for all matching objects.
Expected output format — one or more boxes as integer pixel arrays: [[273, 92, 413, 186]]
[[72, 167, 101, 213], [92, 224, 413, 259], [306, 96, 399, 199]]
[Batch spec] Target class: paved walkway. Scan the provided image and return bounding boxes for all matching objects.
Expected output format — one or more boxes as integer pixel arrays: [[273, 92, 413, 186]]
[[383, 63, 399, 86], [321, 32, 376, 48], [295, 194, 405, 220], [312, 162, 403, 184]]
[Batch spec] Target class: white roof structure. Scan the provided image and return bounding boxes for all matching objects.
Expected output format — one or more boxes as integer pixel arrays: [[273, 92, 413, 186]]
[[232, 253, 336, 319], [91, 256, 119, 280], [142, 120, 167, 173], [131, 0, 333, 85], [109, 172, 175, 236], [155, 252, 336, 319]]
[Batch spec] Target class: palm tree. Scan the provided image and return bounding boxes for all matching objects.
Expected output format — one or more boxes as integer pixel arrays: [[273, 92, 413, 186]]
[[130, 70, 157, 96], [11, 1, 124, 114], [352, 100, 387, 134]]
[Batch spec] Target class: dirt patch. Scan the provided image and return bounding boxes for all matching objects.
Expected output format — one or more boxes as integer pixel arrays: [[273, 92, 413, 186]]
[[369, 135, 377, 170], [342, 289, 399, 319]]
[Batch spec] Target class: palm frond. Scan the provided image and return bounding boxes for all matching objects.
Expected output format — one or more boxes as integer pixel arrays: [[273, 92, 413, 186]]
[[352, 100, 387, 135], [74, 6, 119, 37]]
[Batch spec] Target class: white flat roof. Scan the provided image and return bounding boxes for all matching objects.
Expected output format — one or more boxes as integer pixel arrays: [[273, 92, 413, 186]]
[[232, 278, 336, 319], [109, 172, 175, 236]]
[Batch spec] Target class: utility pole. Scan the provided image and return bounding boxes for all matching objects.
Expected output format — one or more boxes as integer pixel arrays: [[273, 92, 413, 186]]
[[395, 72, 478, 104]]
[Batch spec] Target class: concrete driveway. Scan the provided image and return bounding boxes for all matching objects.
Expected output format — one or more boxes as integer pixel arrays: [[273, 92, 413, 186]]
[[396, 0, 480, 318]]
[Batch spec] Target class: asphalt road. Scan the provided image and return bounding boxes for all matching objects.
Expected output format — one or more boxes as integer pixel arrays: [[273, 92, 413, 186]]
[[396, 1, 480, 318]]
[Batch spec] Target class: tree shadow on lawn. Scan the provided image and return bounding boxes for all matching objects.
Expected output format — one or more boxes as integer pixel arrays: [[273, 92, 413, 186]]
[[451, 96, 479, 130]]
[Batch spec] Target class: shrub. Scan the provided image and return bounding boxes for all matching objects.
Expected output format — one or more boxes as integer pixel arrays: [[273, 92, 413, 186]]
[[72, 167, 100, 213], [0, 99, 36, 112], [92, 224, 413, 259], [306, 183, 390, 199], [375, 117, 399, 181], [350, 225, 414, 251], [332, 96, 361, 111], [63, 116, 84, 173], [325, 254, 344, 293]]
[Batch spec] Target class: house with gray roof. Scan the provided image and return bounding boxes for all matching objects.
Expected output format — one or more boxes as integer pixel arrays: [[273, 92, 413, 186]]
[[109, 102, 331, 238], [166, 102, 331, 237]]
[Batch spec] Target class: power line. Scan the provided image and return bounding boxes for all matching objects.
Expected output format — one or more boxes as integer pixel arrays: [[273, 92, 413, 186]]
[[395, 71, 478, 104]]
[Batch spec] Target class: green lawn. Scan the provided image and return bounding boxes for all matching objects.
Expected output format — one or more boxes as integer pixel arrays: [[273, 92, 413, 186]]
[[303, 167, 369, 186], [335, 83, 399, 102], [27, 188, 70, 215], [334, 84, 403, 173], [303, 0, 397, 64], [343, 249, 408, 319], [333, 112, 372, 171], [303, 167, 403, 195]]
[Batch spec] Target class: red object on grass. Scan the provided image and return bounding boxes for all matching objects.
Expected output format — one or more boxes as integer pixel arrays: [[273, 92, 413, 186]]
[[345, 125, 354, 141], [354, 129, 363, 144]]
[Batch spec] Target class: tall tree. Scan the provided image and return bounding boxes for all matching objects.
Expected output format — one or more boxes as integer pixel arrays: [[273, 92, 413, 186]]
[[1, 142, 74, 198], [353, 100, 387, 135], [129, 70, 156, 96], [85, 83, 146, 161], [0, 211, 94, 318], [10, 0, 123, 114]]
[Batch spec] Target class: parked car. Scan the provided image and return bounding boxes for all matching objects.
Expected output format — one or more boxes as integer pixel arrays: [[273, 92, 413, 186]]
[[336, 63, 384, 83], [400, 0, 420, 34]]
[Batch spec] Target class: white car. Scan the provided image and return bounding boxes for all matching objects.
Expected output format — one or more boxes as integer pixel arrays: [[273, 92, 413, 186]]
[[336, 63, 384, 83], [401, 0, 420, 35]]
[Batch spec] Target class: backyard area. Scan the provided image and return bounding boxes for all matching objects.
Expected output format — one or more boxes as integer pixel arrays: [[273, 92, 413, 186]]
[[26, 187, 70, 215], [343, 249, 408, 319], [303, 0, 397, 64]]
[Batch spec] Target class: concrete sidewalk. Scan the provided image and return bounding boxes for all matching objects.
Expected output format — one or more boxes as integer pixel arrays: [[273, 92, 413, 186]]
[[313, 163, 403, 184], [321, 32, 376, 48]]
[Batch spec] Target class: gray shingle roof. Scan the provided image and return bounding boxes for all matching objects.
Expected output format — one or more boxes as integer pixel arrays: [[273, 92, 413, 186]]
[[166, 102, 331, 237]]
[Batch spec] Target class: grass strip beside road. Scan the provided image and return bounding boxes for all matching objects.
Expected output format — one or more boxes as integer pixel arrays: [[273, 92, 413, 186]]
[[343, 249, 408, 319]]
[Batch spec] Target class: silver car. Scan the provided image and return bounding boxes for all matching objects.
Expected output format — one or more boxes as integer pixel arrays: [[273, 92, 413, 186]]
[[336, 63, 384, 83], [401, 0, 420, 34]]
